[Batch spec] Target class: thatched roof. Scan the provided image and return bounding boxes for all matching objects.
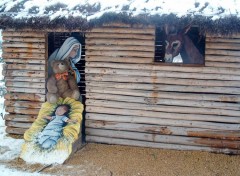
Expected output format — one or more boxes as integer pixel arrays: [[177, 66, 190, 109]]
[[0, 0, 240, 35]]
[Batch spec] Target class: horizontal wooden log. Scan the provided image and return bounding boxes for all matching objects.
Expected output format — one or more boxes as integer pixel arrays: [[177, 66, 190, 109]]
[[206, 37, 240, 43], [86, 86, 240, 102], [90, 28, 155, 34], [5, 120, 32, 129], [4, 70, 45, 77], [2, 31, 45, 37], [6, 64, 45, 71], [7, 87, 45, 94], [86, 74, 240, 87], [86, 45, 155, 52], [86, 99, 240, 117], [4, 114, 36, 122], [192, 137, 240, 149], [206, 33, 240, 38], [206, 49, 240, 56], [205, 61, 240, 68], [86, 113, 240, 131], [5, 127, 26, 135], [3, 42, 45, 49], [3, 47, 45, 53], [3, 58, 46, 64], [86, 136, 240, 154], [85, 56, 153, 63], [86, 50, 153, 58], [86, 106, 240, 123], [4, 100, 42, 109], [5, 77, 46, 83], [206, 42, 240, 50], [2, 53, 45, 59], [86, 128, 240, 149], [86, 39, 154, 46], [205, 55, 240, 63], [86, 120, 181, 135], [86, 33, 155, 40], [85, 67, 240, 81], [6, 81, 45, 88], [86, 92, 240, 110], [3, 36, 45, 42], [86, 81, 240, 95], [4, 93, 45, 102], [86, 120, 240, 140], [6, 106, 40, 115], [86, 62, 240, 76], [187, 130, 240, 141]]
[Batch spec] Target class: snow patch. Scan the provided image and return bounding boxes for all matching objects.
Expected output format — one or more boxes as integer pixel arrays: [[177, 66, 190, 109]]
[[0, 126, 24, 161], [0, 165, 49, 176], [21, 142, 69, 165]]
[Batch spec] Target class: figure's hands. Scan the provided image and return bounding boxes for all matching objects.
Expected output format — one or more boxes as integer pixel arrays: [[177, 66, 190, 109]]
[[43, 116, 52, 120], [68, 69, 75, 76]]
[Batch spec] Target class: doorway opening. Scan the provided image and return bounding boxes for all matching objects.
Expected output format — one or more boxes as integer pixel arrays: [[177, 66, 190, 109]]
[[48, 32, 86, 141]]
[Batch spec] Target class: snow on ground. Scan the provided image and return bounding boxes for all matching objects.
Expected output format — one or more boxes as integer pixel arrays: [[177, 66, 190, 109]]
[[0, 28, 50, 176], [0, 120, 24, 161], [0, 165, 47, 176], [0, 83, 49, 175]]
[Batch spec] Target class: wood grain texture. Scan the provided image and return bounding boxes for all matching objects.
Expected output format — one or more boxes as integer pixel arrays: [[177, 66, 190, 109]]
[[86, 113, 240, 131]]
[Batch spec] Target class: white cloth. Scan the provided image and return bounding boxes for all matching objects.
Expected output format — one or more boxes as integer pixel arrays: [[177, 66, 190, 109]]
[[48, 37, 82, 83], [172, 53, 183, 63]]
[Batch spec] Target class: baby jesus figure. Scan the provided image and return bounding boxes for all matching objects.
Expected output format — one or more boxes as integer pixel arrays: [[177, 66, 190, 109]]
[[37, 105, 77, 149]]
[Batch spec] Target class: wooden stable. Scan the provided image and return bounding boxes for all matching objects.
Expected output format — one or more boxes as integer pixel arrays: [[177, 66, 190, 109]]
[[2, 25, 240, 154]]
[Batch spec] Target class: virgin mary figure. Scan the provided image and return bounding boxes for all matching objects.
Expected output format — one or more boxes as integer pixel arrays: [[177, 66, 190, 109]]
[[48, 37, 82, 83]]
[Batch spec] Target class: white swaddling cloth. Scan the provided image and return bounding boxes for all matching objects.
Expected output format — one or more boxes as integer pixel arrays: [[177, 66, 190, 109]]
[[48, 37, 82, 83]]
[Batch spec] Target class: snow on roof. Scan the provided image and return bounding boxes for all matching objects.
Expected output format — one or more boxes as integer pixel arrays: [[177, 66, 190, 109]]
[[0, 0, 239, 20], [0, 0, 240, 34]]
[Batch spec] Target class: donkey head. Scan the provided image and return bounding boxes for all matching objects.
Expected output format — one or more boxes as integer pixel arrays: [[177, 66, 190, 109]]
[[164, 24, 191, 63]]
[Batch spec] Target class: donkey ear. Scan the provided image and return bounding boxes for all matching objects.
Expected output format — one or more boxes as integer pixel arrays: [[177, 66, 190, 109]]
[[181, 24, 192, 34], [164, 24, 177, 35]]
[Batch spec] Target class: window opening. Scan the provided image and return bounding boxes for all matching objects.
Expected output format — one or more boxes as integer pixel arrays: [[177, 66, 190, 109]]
[[154, 26, 205, 65]]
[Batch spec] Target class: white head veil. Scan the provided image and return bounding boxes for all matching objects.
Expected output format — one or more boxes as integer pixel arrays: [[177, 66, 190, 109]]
[[48, 37, 82, 83]]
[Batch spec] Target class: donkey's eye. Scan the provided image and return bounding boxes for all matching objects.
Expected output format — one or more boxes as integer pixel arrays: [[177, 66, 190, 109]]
[[172, 43, 178, 48], [171, 40, 180, 50]]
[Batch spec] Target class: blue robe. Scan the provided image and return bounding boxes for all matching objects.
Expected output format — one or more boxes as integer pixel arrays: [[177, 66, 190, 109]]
[[38, 115, 69, 149]]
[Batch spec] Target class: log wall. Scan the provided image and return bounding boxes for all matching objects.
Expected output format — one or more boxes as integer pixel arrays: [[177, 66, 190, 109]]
[[85, 27, 240, 154], [2, 31, 47, 134]]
